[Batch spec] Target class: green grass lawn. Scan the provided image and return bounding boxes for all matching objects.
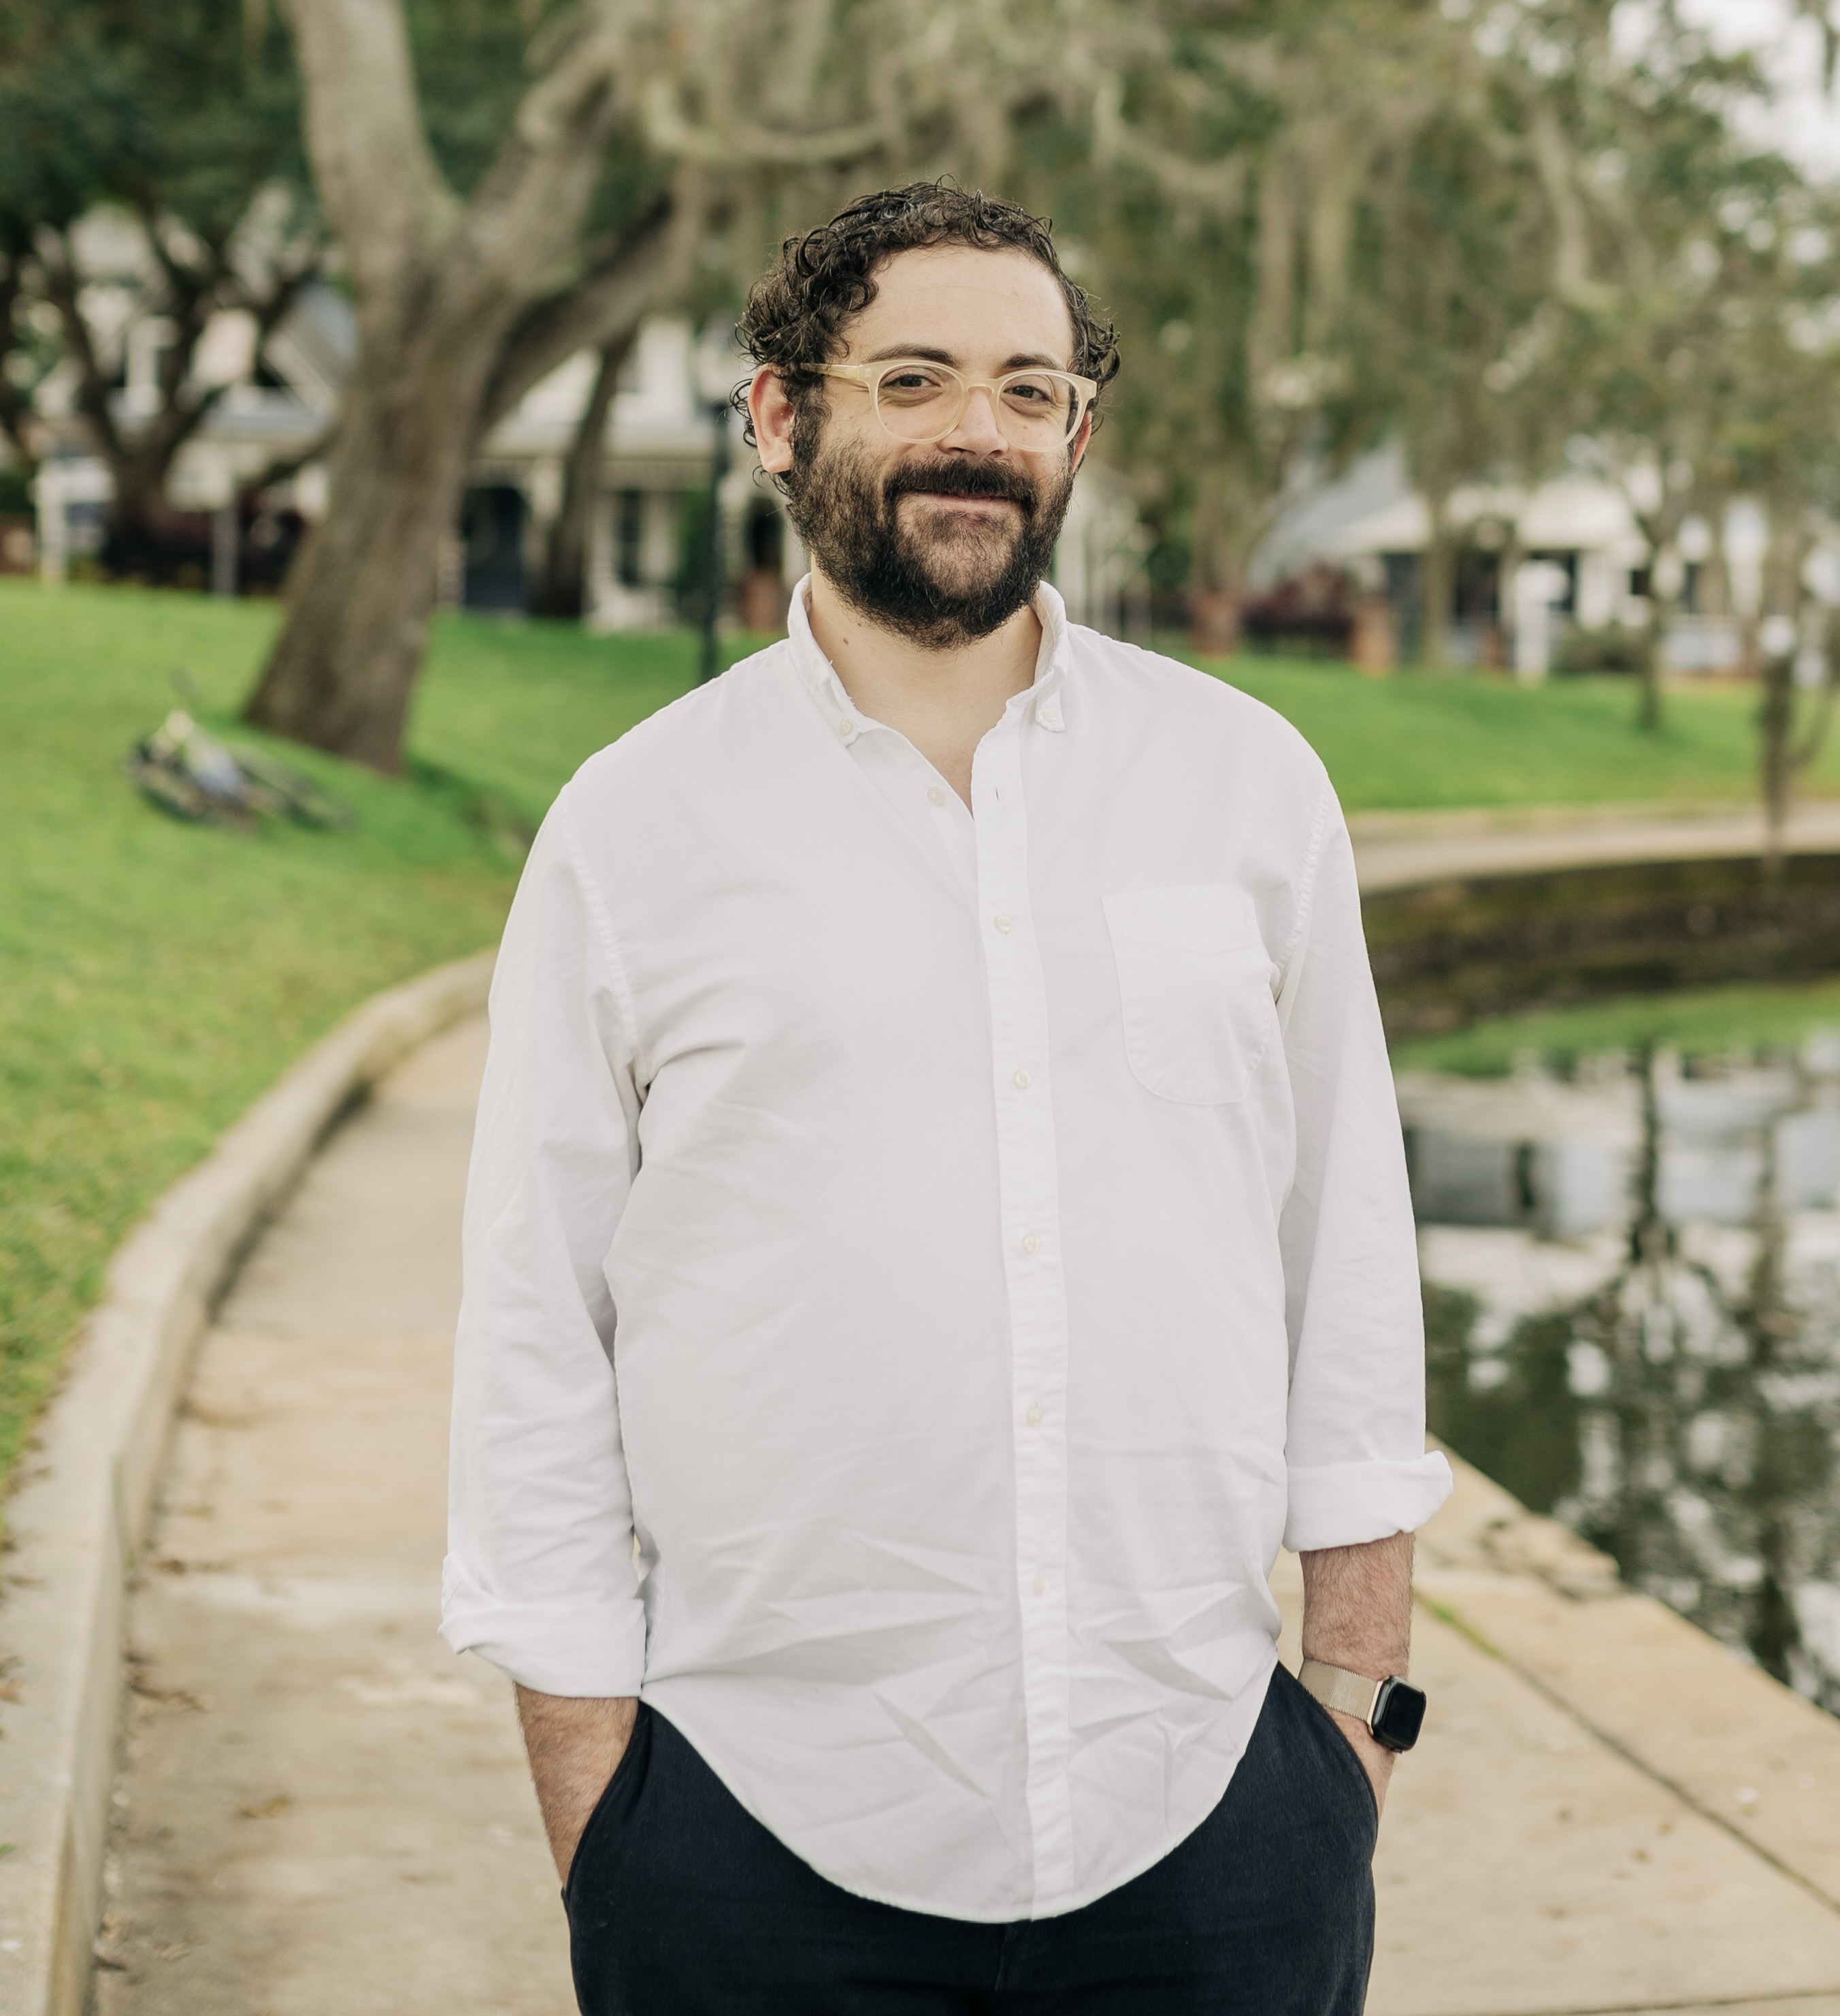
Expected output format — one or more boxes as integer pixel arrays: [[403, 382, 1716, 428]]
[[1203, 653, 1840, 811], [0, 579, 1822, 1495]]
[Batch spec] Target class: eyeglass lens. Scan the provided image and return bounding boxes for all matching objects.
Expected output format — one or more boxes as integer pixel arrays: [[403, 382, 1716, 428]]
[[874, 364, 1081, 445]]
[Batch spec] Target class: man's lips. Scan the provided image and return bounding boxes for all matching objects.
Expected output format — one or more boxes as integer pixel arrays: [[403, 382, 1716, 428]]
[[900, 491, 1021, 512]]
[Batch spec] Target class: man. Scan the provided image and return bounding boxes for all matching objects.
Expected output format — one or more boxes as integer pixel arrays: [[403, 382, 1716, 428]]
[[442, 182, 1451, 2014]]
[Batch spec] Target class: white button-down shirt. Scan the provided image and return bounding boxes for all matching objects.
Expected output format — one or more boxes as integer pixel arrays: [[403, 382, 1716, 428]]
[[442, 579, 1451, 1921]]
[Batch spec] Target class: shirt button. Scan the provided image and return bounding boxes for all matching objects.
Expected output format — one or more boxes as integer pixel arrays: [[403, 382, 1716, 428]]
[[1032, 1574, 1049, 1598], [1025, 1403, 1044, 1427], [837, 719, 853, 738], [1012, 1069, 1030, 1090], [1020, 1233, 1040, 1256], [1040, 704, 1061, 727], [993, 914, 1011, 934], [927, 786, 946, 806]]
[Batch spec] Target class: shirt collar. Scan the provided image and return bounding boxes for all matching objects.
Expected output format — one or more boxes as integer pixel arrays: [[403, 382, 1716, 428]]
[[785, 574, 1072, 743]]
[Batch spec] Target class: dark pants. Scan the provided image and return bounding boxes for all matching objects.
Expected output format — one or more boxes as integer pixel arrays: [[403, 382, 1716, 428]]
[[565, 1663, 1377, 2015]]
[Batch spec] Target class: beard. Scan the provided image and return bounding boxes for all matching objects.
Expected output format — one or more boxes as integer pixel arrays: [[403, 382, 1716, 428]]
[[783, 416, 1075, 650]]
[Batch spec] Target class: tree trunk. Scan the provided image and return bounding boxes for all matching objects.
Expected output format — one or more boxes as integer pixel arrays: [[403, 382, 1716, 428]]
[[1186, 464, 1253, 657], [533, 332, 631, 621], [241, 0, 634, 770], [1639, 591, 1673, 734], [101, 456, 197, 580], [1493, 527, 1522, 677], [1758, 527, 1812, 877], [1420, 493, 1455, 670], [1760, 648, 1793, 879], [244, 297, 506, 769]]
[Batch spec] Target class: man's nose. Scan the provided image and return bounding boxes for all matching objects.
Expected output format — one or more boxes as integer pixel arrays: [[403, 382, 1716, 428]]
[[939, 385, 1009, 454]]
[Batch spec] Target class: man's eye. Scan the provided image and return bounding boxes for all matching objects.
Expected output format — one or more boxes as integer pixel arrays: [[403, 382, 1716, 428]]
[[884, 370, 947, 393], [1005, 378, 1058, 406]]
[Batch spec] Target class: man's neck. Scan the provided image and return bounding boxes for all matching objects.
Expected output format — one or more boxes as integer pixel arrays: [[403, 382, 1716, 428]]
[[806, 567, 1042, 809]]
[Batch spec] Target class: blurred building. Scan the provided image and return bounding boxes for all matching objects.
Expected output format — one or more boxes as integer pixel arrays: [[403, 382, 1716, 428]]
[[1253, 442, 1765, 677]]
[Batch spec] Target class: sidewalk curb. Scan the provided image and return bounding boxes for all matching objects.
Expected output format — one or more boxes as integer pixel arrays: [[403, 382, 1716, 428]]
[[0, 949, 496, 2016]]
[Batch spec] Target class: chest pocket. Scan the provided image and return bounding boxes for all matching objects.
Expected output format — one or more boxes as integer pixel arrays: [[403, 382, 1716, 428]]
[[1104, 884, 1279, 1105]]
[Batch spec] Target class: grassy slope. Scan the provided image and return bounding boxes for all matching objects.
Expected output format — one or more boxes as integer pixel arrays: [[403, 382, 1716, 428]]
[[1209, 655, 1840, 811], [0, 581, 717, 1484]]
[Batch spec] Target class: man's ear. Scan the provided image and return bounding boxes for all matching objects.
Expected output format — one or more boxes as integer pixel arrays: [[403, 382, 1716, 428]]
[[751, 367, 797, 474], [1067, 406, 1094, 476]]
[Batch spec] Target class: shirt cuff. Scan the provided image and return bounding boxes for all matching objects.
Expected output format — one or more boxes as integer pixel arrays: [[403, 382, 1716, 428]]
[[440, 1563, 648, 1697], [1282, 1451, 1454, 1555]]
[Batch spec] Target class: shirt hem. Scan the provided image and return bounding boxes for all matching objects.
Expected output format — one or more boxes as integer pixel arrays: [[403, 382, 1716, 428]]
[[640, 1646, 1280, 1925]]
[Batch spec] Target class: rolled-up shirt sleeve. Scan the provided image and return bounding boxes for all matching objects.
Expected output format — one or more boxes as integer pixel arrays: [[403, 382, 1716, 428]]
[[440, 789, 648, 1695], [1275, 800, 1452, 1555]]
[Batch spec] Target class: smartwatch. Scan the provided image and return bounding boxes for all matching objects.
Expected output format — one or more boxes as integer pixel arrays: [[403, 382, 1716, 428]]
[[1298, 1658, 1427, 1754]]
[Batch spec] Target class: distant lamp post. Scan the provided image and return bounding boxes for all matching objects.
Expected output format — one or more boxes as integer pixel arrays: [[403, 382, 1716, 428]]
[[695, 327, 741, 685]]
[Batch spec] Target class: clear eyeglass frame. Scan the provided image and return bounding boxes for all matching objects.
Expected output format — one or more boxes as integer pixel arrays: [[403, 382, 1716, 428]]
[[819, 359, 1098, 449]]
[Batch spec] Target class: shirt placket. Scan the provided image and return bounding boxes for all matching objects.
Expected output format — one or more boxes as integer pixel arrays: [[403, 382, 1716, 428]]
[[971, 702, 1074, 1908]]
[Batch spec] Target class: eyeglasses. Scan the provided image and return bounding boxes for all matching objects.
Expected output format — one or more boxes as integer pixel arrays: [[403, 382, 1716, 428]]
[[819, 359, 1097, 450]]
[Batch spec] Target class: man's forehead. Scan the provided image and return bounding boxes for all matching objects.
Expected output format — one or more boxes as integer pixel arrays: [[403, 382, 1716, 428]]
[[840, 245, 1076, 363]]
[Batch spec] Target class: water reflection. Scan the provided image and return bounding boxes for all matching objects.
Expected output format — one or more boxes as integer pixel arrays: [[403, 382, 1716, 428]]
[[1405, 1040, 1840, 1710]]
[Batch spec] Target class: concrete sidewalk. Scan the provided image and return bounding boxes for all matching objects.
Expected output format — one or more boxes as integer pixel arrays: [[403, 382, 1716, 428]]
[[94, 1018, 570, 2015], [97, 1014, 1840, 2014]]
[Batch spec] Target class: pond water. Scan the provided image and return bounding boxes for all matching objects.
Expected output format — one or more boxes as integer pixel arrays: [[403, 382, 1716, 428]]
[[1402, 1037, 1840, 1710]]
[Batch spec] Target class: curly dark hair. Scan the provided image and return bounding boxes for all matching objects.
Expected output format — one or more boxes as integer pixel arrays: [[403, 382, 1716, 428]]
[[734, 181, 1120, 450]]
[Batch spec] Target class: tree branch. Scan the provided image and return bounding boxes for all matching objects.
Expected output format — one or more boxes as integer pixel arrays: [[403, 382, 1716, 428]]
[[37, 229, 125, 466], [476, 181, 692, 438], [0, 235, 39, 471], [278, 0, 458, 299], [446, 12, 635, 309], [235, 421, 341, 509], [639, 75, 889, 165]]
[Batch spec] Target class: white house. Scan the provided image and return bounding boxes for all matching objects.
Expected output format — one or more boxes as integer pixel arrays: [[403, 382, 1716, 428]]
[[1254, 441, 1771, 676]]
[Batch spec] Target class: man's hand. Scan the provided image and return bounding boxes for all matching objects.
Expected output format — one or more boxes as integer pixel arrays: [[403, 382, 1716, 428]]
[[1300, 1531, 1413, 1823], [514, 1686, 639, 1885], [1326, 1706, 1396, 1816]]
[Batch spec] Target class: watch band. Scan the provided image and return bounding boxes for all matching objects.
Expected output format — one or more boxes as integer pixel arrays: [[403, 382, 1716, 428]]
[[1298, 1658, 1384, 1726]]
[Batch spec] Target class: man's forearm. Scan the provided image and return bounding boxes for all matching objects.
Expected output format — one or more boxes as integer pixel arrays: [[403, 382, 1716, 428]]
[[515, 1686, 638, 1883], [1298, 1531, 1414, 1815]]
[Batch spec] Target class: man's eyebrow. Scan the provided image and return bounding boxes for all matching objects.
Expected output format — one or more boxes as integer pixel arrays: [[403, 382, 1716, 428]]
[[858, 344, 958, 366], [857, 343, 1070, 371]]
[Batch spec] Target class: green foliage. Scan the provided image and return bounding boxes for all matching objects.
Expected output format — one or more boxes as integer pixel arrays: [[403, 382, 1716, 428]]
[[0, 0, 308, 243]]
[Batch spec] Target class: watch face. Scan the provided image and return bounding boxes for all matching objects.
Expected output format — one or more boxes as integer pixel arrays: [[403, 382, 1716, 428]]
[[1371, 1678, 1427, 1753]]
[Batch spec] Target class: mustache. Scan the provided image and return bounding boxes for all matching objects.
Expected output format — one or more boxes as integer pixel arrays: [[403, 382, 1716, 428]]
[[881, 457, 1040, 515]]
